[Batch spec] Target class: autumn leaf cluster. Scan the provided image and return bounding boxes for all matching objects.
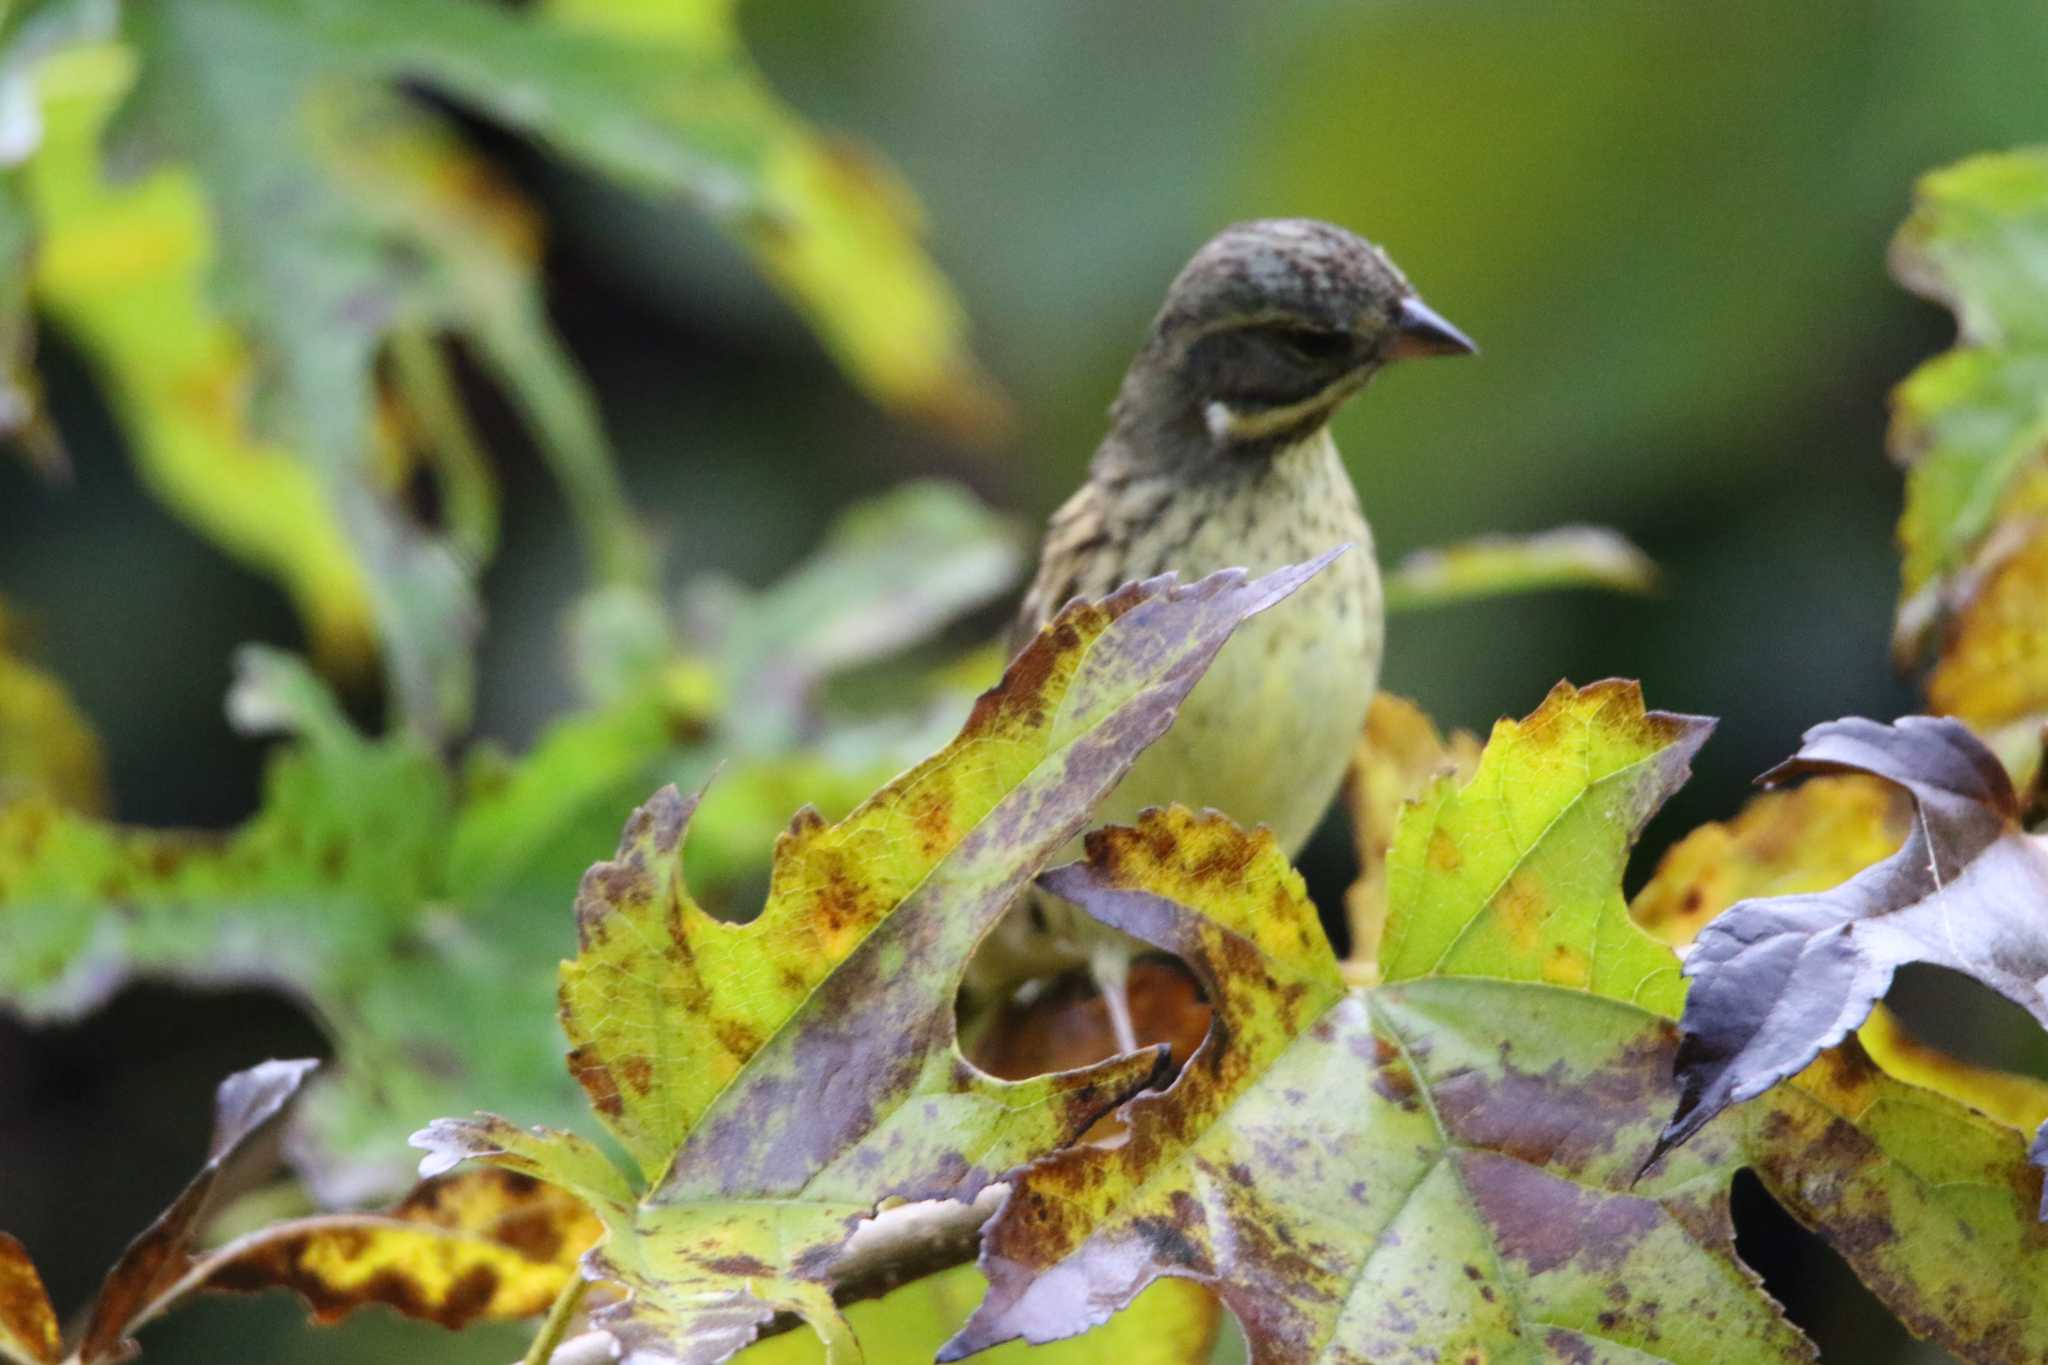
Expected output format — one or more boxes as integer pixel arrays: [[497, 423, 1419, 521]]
[[6, 5, 2048, 1362]]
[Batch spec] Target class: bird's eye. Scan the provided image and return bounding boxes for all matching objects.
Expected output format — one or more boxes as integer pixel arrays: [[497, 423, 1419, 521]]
[[1273, 327, 1349, 362]]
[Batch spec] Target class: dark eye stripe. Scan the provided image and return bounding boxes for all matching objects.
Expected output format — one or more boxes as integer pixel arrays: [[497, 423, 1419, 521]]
[[1274, 327, 1349, 360]]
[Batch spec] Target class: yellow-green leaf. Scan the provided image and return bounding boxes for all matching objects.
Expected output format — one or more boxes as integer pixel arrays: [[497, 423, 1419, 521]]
[[1378, 679, 1709, 1012], [420, 557, 1334, 1361]]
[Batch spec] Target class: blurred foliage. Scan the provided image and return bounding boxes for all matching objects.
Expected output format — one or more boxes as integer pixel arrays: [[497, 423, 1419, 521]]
[[0, 599, 102, 812], [416, 560, 1315, 1361], [5, 3, 2048, 1364], [0, 0, 1003, 738], [1889, 149, 2048, 779], [0, 484, 1016, 1208]]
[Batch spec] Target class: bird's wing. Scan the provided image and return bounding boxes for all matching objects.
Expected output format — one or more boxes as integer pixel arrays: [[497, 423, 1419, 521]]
[[1007, 479, 1115, 657]]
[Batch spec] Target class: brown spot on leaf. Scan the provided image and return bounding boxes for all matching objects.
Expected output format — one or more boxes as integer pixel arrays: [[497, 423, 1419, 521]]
[[567, 1047, 624, 1118], [703, 1254, 777, 1278], [1460, 1150, 1661, 1276], [1429, 827, 1463, 872]]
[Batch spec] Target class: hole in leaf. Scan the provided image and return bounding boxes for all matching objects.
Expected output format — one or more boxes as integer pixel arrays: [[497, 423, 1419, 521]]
[[961, 957, 1211, 1085], [1884, 962, 2048, 1084], [1729, 1170, 1928, 1362]]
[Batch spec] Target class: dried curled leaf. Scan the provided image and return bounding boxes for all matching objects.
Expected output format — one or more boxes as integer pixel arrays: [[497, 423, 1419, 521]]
[[1655, 716, 2048, 1186], [948, 805, 1811, 1365], [418, 556, 1337, 1363], [0, 1060, 319, 1364], [1633, 770, 2048, 1133], [0, 1234, 58, 1365], [1378, 679, 1711, 1011], [188, 1168, 598, 1332]]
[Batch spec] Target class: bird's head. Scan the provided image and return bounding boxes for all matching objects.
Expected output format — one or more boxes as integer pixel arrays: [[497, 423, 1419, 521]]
[[1113, 218, 1474, 457]]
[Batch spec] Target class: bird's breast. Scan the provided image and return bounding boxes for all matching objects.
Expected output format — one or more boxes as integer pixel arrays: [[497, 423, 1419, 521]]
[[1092, 429, 1383, 855]]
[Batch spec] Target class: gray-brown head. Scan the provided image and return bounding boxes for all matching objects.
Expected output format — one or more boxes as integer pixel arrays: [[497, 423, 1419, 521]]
[[1109, 218, 1473, 460]]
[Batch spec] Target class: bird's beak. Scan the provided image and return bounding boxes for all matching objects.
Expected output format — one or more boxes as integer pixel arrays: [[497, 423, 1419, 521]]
[[1386, 296, 1477, 360]]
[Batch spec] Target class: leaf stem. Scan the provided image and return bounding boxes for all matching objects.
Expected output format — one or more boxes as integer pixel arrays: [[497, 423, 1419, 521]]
[[523, 1273, 591, 1365]]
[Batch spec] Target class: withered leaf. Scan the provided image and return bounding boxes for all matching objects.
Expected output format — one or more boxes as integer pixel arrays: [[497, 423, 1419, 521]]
[[0, 1234, 58, 1365], [0, 1059, 319, 1365], [947, 805, 1811, 1365], [1655, 715, 2048, 1190], [185, 1167, 599, 1333], [418, 556, 1338, 1363]]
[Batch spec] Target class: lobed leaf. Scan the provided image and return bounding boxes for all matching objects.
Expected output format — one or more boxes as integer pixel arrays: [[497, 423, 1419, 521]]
[[1654, 715, 2048, 1175], [1, 488, 1015, 1202], [1378, 679, 1710, 1011], [423, 556, 1338, 1361], [949, 805, 1809, 1364], [8, 0, 1002, 731], [1339, 692, 1480, 976]]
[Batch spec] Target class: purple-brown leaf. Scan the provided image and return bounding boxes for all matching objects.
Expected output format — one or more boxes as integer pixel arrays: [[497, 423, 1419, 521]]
[[1657, 715, 2048, 1187]]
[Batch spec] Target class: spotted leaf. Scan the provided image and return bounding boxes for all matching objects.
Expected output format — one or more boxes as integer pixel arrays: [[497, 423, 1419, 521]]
[[1378, 679, 1711, 1011], [947, 805, 1811, 1364], [421, 556, 1338, 1362]]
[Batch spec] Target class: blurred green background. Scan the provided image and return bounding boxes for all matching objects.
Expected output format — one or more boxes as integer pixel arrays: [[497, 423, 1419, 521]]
[[6, 1, 2048, 1360]]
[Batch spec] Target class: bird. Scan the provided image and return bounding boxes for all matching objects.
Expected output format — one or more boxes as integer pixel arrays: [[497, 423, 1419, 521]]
[[975, 218, 1475, 1050]]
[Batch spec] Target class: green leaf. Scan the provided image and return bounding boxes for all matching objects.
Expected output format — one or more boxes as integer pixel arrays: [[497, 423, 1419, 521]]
[[1377, 679, 1709, 1012], [1382, 525, 1657, 613], [9, 0, 1001, 732], [960, 686, 2048, 1364], [417, 556, 1336, 1362], [0, 487, 1018, 1201], [736, 1264, 1219, 1365], [448, 481, 1019, 904], [1887, 147, 2048, 769], [949, 805, 1811, 1364]]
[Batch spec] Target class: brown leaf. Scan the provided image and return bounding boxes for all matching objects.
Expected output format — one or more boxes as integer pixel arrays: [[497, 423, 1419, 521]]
[[0, 1233, 59, 1365], [77, 1058, 318, 1361]]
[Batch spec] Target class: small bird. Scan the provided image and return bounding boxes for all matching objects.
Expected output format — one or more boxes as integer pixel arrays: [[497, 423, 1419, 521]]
[[979, 218, 1474, 1047]]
